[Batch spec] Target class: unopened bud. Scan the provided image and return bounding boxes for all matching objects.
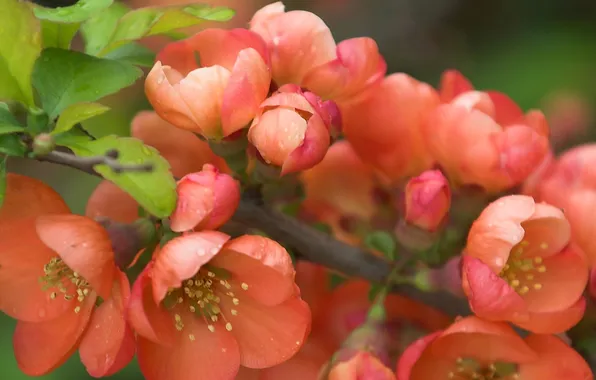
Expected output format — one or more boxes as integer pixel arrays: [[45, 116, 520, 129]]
[[404, 170, 451, 232], [32, 133, 55, 156]]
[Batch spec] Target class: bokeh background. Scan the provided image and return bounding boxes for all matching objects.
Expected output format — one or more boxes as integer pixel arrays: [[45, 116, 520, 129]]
[[5, 0, 596, 378]]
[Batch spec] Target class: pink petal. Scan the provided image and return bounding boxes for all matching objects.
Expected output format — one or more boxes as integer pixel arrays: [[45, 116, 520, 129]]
[[513, 297, 586, 334], [79, 271, 135, 377], [151, 231, 230, 303], [13, 295, 96, 376], [281, 113, 330, 175], [211, 235, 296, 306], [86, 180, 139, 223], [169, 177, 215, 232], [486, 91, 524, 126], [438, 70, 474, 103], [396, 331, 442, 380], [36, 215, 116, 300]]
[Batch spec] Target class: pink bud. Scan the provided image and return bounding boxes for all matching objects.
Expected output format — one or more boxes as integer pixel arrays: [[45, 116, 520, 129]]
[[248, 87, 331, 175], [169, 164, 240, 232], [404, 170, 451, 231]]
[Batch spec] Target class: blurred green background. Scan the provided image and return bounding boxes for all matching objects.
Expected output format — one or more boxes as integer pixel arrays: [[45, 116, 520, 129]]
[[5, 0, 596, 378]]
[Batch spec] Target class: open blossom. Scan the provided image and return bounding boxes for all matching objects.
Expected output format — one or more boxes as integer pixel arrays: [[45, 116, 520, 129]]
[[170, 164, 240, 232], [527, 144, 596, 266], [462, 195, 588, 333], [0, 175, 133, 376], [248, 84, 331, 174], [397, 316, 592, 380], [146, 28, 271, 139], [129, 233, 311, 380], [249, 2, 385, 104], [426, 71, 550, 192], [404, 170, 451, 232], [300, 141, 377, 244], [342, 73, 440, 183]]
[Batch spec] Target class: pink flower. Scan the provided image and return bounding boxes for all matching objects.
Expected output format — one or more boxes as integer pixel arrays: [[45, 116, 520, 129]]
[[248, 85, 331, 174], [146, 28, 271, 139], [170, 164, 240, 232], [404, 170, 451, 232]]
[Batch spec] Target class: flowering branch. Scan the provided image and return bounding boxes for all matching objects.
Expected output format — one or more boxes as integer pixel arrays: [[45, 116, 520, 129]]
[[35, 149, 154, 174]]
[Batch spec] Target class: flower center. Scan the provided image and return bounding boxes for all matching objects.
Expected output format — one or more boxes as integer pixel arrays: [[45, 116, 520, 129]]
[[39, 257, 91, 314], [447, 357, 519, 379], [162, 265, 249, 340], [499, 240, 548, 295]]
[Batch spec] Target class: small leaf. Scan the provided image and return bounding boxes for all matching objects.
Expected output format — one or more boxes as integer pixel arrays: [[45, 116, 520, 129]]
[[103, 43, 156, 67], [67, 135, 177, 218], [53, 126, 94, 147], [53, 102, 110, 134], [0, 135, 26, 157], [0, 156, 7, 208], [40, 20, 80, 49], [81, 2, 130, 56], [27, 108, 50, 135], [364, 231, 396, 260], [0, 105, 25, 135], [32, 48, 143, 118], [91, 4, 235, 55], [33, 0, 114, 23], [0, 0, 42, 106]]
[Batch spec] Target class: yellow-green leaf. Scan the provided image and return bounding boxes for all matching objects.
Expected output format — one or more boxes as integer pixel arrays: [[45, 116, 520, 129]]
[[33, 0, 114, 23], [40, 19, 80, 49], [53, 102, 110, 134]]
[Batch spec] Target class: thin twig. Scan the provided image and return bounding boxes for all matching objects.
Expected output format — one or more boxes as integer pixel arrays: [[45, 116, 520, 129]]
[[35, 149, 154, 174]]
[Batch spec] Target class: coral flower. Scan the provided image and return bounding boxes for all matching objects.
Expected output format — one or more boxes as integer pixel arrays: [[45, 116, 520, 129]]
[[342, 73, 440, 183], [0, 207, 133, 376], [170, 164, 240, 232], [426, 71, 550, 192], [397, 316, 592, 380], [462, 195, 589, 333], [404, 170, 451, 232], [249, 2, 386, 103], [248, 84, 331, 174], [329, 351, 396, 380], [129, 233, 311, 380], [146, 28, 271, 139]]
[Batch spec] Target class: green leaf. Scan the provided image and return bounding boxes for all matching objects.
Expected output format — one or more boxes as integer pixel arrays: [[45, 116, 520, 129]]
[[53, 126, 94, 147], [0, 134, 26, 156], [40, 20, 80, 49], [368, 283, 383, 301], [103, 43, 156, 67], [0, 156, 7, 208], [33, 0, 114, 23], [68, 135, 177, 217], [81, 2, 130, 56], [0, 104, 25, 135], [53, 102, 110, 134], [26, 108, 50, 135], [91, 4, 235, 56], [32, 48, 143, 119], [364, 231, 396, 260], [0, 0, 42, 106]]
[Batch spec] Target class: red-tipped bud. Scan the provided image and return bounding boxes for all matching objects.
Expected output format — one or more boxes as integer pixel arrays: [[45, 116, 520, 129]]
[[248, 86, 331, 175], [169, 164, 240, 232], [404, 170, 451, 232]]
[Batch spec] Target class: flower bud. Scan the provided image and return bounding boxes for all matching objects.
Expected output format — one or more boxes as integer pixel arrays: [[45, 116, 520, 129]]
[[404, 170, 451, 232], [248, 85, 331, 175], [32, 133, 55, 156], [169, 164, 240, 232]]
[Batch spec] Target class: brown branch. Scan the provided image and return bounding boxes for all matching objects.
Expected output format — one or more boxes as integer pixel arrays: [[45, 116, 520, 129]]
[[35, 149, 154, 174]]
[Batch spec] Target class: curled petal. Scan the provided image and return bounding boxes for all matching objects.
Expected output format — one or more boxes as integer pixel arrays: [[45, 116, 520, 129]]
[[302, 37, 387, 104], [79, 271, 135, 377], [0, 174, 69, 221], [36, 215, 116, 300], [145, 62, 198, 131], [221, 48, 272, 136], [521, 334, 593, 380], [524, 109, 550, 137], [396, 332, 442, 380], [518, 204, 570, 259], [212, 235, 296, 306], [151, 231, 230, 303], [329, 352, 396, 380], [170, 177, 215, 232], [86, 181, 139, 223], [282, 113, 331, 175], [250, 1, 285, 29], [13, 295, 96, 376], [486, 91, 524, 127], [462, 256, 528, 321], [438, 69, 474, 103], [513, 297, 586, 334]]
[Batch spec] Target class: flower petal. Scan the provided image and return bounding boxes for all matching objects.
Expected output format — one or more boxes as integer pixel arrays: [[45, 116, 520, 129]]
[[169, 177, 215, 232], [137, 316, 240, 380], [396, 331, 442, 380], [513, 297, 586, 334], [151, 231, 230, 303], [13, 294, 95, 376], [0, 218, 72, 322], [79, 271, 135, 377], [86, 180, 139, 223], [329, 351, 396, 380], [438, 70, 474, 103], [520, 334, 593, 380], [211, 235, 296, 306], [517, 203, 571, 259], [0, 174, 69, 221], [36, 215, 116, 300], [282, 113, 330, 175], [221, 295, 311, 368], [462, 256, 528, 321], [486, 91, 524, 127]]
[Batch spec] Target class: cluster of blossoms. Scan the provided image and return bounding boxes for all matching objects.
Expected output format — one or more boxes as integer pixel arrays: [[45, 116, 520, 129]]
[[1, 1, 596, 379]]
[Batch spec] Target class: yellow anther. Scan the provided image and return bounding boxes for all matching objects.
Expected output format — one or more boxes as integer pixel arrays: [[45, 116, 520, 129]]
[[241, 282, 249, 290], [534, 257, 543, 264], [537, 265, 547, 273], [540, 243, 548, 250], [533, 283, 543, 290], [519, 286, 529, 294], [510, 279, 520, 288], [208, 325, 215, 332], [189, 334, 195, 341], [225, 323, 233, 331], [74, 306, 81, 313]]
